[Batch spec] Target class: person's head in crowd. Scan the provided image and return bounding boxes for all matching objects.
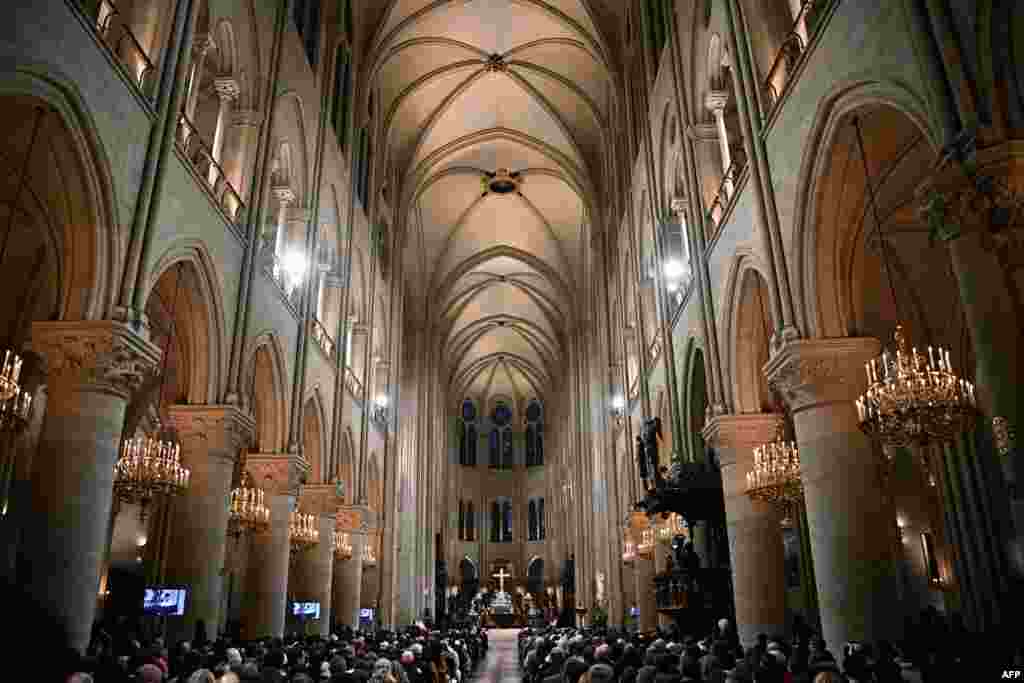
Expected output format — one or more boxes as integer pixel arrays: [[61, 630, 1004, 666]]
[[813, 672, 843, 683], [187, 669, 215, 683], [137, 663, 164, 683]]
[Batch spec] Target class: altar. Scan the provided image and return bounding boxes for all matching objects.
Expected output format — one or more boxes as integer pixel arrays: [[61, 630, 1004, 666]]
[[483, 567, 522, 628]]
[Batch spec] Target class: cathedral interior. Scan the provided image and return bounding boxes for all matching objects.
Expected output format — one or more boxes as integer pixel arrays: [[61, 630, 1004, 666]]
[[0, 0, 1022, 662]]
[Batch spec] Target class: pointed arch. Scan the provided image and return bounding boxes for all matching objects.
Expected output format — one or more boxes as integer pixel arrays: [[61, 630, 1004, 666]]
[[721, 249, 777, 414], [302, 386, 328, 483], [243, 331, 290, 453]]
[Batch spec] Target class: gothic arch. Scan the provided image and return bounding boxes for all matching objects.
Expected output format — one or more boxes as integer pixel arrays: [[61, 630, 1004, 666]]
[[302, 386, 328, 483], [721, 249, 776, 413], [790, 80, 940, 338], [338, 427, 356, 504], [681, 338, 709, 463], [271, 91, 311, 206], [0, 67, 122, 322], [143, 240, 227, 404], [244, 331, 289, 453]]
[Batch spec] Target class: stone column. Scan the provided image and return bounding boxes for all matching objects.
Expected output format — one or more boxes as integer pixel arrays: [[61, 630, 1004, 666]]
[[654, 538, 672, 627], [270, 187, 295, 263], [703, 413, 787, 647], [21, 321, 160, 653], [292, 485, 341, 636], [350, 324, 369, 386], [240, 453, 309, 640], [705, 91, 734, 198], [209, 78, 239, 187], [922, 168, 1024, 578], [183, 34, 215, 124], [633, 555, 657, 632], [766, 337, 900, 648], [164, 405, 255, 644], [336, 531, 366, 628], [224, 108, 261, 207]]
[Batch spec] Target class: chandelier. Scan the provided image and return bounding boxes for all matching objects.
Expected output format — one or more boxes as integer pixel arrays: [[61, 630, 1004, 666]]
[[362, 542, 376, 565], [113, 435, 190, 520], [334, 531, 352, 559], [0, 350, 23, 402], [0, 388, 31, 433], [114, 264, 189, 519], [857, 325, 976, 447], [656, 513, 685, 543], [289, 510, 319, 554], [745, 426, 802, 525], [845, 115, 977, 449], [228, 470, 270, 538]]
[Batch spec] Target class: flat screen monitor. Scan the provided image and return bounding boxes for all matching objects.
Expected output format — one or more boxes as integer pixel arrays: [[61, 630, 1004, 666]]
[[359, 608, 374, 622], [629, 607, 640, 618], [292, 601, 320, 619], [143, 587, 188, 616]]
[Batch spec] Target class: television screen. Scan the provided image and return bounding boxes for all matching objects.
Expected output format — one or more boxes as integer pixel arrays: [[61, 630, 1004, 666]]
[[143, 587, 188, 616], [359, 608, 374, 621], [292, 601, 320, 619], [629, 607, 640, 618]]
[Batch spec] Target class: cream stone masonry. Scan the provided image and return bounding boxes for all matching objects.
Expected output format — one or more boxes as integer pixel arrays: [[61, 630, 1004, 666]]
[[23, 321, 161, 653], [703, 413, 787, 648], [766, 338, 899, 648], [163, 405, 255, 644]]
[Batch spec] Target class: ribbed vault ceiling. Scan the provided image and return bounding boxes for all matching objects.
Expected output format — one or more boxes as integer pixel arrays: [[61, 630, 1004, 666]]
[[378, 0, 615, 408]]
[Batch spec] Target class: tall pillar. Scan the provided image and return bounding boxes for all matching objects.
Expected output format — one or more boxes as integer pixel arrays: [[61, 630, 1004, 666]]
[[223, 109, 261, 206], [164, 405, 255, 644], [209, 78, 239, 187], [183, 34, 215, 124], [350, 325, 369, 386], [293, 485, 341, 636], [703, 413, 787, 647], [766, 337, 899, 648], [923, 165, 1024, 579], [21, 321, 160, 653], [240, 453, 309, 640], [705, 91, 734, 197], [633, 555, 657, 632], [336, 531, 366, 628]]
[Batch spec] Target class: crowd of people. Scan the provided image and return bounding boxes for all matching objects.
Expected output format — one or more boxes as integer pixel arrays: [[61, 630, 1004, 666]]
[[515, 609, 1023, 683], [61, 624, 488, 683]]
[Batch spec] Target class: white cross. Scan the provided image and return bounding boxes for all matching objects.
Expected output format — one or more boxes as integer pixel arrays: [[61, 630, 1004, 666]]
[[492, 567, 512, 593]]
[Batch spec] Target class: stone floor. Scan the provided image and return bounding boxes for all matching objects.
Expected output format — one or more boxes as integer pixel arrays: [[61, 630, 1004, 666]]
[[474, 628, 521, 683]]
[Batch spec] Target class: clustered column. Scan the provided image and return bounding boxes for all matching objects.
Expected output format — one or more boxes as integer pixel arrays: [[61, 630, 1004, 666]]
[[703, 413, 787, 647], [22, 321, 161, 653], [335, 528, 366, 628]]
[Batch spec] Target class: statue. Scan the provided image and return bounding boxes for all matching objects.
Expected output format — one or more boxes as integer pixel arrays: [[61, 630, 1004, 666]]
[[643, 417, 663, 486], [636, 434, 650, 488]]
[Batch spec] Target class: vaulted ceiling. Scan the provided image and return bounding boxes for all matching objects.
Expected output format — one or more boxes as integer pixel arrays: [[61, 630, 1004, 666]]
[[373, 0, 618, 410]]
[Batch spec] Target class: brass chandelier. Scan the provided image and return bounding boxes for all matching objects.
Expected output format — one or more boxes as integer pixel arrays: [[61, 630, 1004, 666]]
[[0, 351, 23, 403], [847, 116, 977, 448], [334, 531, 353, 559], [113, 264, 190, 520], [0, 388, 31, 434], [289, 510, 319, 554], [745, 423, 802, 525], [228, 469, 270, 539]]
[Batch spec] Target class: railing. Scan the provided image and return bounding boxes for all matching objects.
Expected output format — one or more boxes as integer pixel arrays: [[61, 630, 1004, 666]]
[[85, 0, 157, 101], [762, 0, 825, 119], [653, 568, 733, 613], [310, 318, 337, 362], [706, 159, 745, 237], [628, 377, 640, 404], [261, 251, 302, 315], [648, 333, 663, 367], [176, 113, 246, 228], [344, 366, 364, 402]]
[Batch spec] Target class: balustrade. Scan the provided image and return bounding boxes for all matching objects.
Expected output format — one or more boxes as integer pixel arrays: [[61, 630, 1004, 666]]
[[344, 367, 364, 403], [762, 0, 824, 118], [262, 251, 303, 315], [176, 113, 246, 228], [706, 159, 744, 238], [86, 0, 157, 100]]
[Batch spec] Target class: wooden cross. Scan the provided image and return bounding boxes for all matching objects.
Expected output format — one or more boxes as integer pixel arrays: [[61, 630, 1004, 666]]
[[492, 567, 512, 593]]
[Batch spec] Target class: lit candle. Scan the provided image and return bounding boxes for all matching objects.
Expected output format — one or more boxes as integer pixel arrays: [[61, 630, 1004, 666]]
[[928, 346, 935, 369]]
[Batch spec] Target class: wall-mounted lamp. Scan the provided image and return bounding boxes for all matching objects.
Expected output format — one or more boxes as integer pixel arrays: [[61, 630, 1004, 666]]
[[610, 395, 625, 425], [896, 515, 906, 541], [283, 250, 308, 283], [372, 394, 389, 425]]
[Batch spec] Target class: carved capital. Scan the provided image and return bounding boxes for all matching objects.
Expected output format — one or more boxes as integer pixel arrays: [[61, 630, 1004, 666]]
[[701, 413, 783, 467], [166, 405, 256, 462], [298, 483, 343, 517], [918, 166, 1024, 244], [335, 505, 371, 533], [214, 77, 240, 102], [670, 197, 689, 216], [245, 452, 310, 496], [764, 338, 879, 414], [193, 33, 216, 58], [484, 53, 507, 72], [29, 321, 161, 400]]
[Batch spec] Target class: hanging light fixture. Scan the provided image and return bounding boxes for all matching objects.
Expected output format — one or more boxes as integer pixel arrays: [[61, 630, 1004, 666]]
[[0, 389, 32, 434], [228, 469, 270, 539], [289, 509, 319, 554], [334, 530, 353, 559], [847, 115, 977, 448], [113, 263, 190, 520], [745, 422, 802, 525]]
